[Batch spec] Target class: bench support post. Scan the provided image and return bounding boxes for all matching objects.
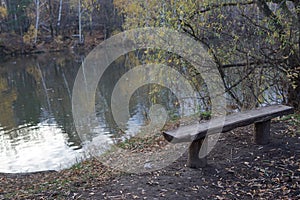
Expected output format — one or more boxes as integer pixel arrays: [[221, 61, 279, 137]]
[[187, 138, 207, 168], [254, 119, 270, 145]]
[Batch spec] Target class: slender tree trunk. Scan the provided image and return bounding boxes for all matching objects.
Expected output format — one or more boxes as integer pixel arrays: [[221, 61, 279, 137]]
[[78, 0, 83, 44], [287, 1, 300, 110], [56, 0, 63, 34], [287, 55, 300, 110], [288, 83, 300, 110], [34, 0, 40, 43], [89, 11, 93, 35], [48, 0, 54, 38]]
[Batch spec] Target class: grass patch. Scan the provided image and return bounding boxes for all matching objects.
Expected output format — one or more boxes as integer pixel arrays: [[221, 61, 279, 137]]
[[280, 113, 300, 125]]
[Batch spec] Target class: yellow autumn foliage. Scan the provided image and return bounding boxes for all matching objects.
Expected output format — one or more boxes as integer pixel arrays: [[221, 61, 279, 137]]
[[23, 25, 37, 44], [0, 6, 7, 18]]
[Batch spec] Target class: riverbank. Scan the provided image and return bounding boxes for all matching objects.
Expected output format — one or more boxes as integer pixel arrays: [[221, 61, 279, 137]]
[[1, 115, 299, 199], [0, 31, 105, 56]]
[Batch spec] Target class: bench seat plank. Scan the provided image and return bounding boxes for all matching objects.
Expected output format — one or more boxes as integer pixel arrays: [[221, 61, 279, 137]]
[[163, 105, 294, 143]]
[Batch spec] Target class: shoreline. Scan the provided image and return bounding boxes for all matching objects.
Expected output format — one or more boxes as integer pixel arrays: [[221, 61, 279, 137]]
[[0, 31, 105, 57]]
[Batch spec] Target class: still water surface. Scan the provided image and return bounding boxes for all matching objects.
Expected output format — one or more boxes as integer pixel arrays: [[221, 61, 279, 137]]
[[0, 53, 84, 172], [0, 53, 187, 173]]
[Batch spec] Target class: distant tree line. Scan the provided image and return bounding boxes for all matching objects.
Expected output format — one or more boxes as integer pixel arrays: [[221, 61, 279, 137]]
[[0, 0, 122, 45]]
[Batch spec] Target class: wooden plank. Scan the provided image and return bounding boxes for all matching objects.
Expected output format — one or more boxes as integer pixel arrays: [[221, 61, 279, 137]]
[[163, 105, 294, 143]]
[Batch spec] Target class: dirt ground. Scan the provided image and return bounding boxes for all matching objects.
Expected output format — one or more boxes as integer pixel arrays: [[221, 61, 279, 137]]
[[0, 118, 299, 200]]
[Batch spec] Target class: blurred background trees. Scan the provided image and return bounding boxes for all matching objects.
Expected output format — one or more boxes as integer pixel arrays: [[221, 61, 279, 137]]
[[0, 0, 122, 51]]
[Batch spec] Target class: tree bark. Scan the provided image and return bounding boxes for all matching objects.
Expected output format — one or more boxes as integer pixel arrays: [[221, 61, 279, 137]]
[[78, 0, 83, 44], [48, 0, 54, 38], [56, 0, 63, 34], [288, 69, 300, 110], [34, 0, 40, 44]]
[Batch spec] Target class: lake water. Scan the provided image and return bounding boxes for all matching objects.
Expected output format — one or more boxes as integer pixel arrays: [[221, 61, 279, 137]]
[[0, 53, 195, 173], [0, 53, 83, 172]]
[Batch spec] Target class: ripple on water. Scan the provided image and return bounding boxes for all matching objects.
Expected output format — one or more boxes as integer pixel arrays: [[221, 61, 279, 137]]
[[0, 121, 84, 173]]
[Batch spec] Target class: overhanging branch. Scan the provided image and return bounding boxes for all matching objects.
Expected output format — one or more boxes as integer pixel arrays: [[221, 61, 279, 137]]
[[189, 1, 254, 20]]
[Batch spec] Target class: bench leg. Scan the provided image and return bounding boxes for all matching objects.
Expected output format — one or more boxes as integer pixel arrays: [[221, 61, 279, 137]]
[[254, 120, 270, 145], [187, 138, 207, 168]]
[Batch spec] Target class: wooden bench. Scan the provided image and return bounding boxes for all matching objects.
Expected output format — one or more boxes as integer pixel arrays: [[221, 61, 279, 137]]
[[163, 105, 294, 168]]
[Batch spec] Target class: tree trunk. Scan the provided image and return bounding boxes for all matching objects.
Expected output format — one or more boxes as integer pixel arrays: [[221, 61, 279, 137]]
[[78, 0, 83, 44], [56, 0, 63, 34], [48, 0, 54, 38], [34, 0, 40, 44], [287, 66, 300, 110]]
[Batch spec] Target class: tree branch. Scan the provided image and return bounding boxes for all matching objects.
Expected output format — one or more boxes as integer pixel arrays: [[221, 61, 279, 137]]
[[222, 61, 264, 68], [200, 1, 255, 14], [256, 0, 285, 34], [189, 1, 254, 20]]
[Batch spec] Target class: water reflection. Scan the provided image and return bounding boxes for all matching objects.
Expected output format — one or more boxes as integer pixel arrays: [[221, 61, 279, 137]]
[[0, 53, 84, 173], [0, 53, 190, 173], [0, 121, 82, 173]]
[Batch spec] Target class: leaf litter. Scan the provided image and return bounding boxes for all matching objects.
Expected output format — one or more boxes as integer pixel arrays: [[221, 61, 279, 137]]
[[0, 117, 299, 199]]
